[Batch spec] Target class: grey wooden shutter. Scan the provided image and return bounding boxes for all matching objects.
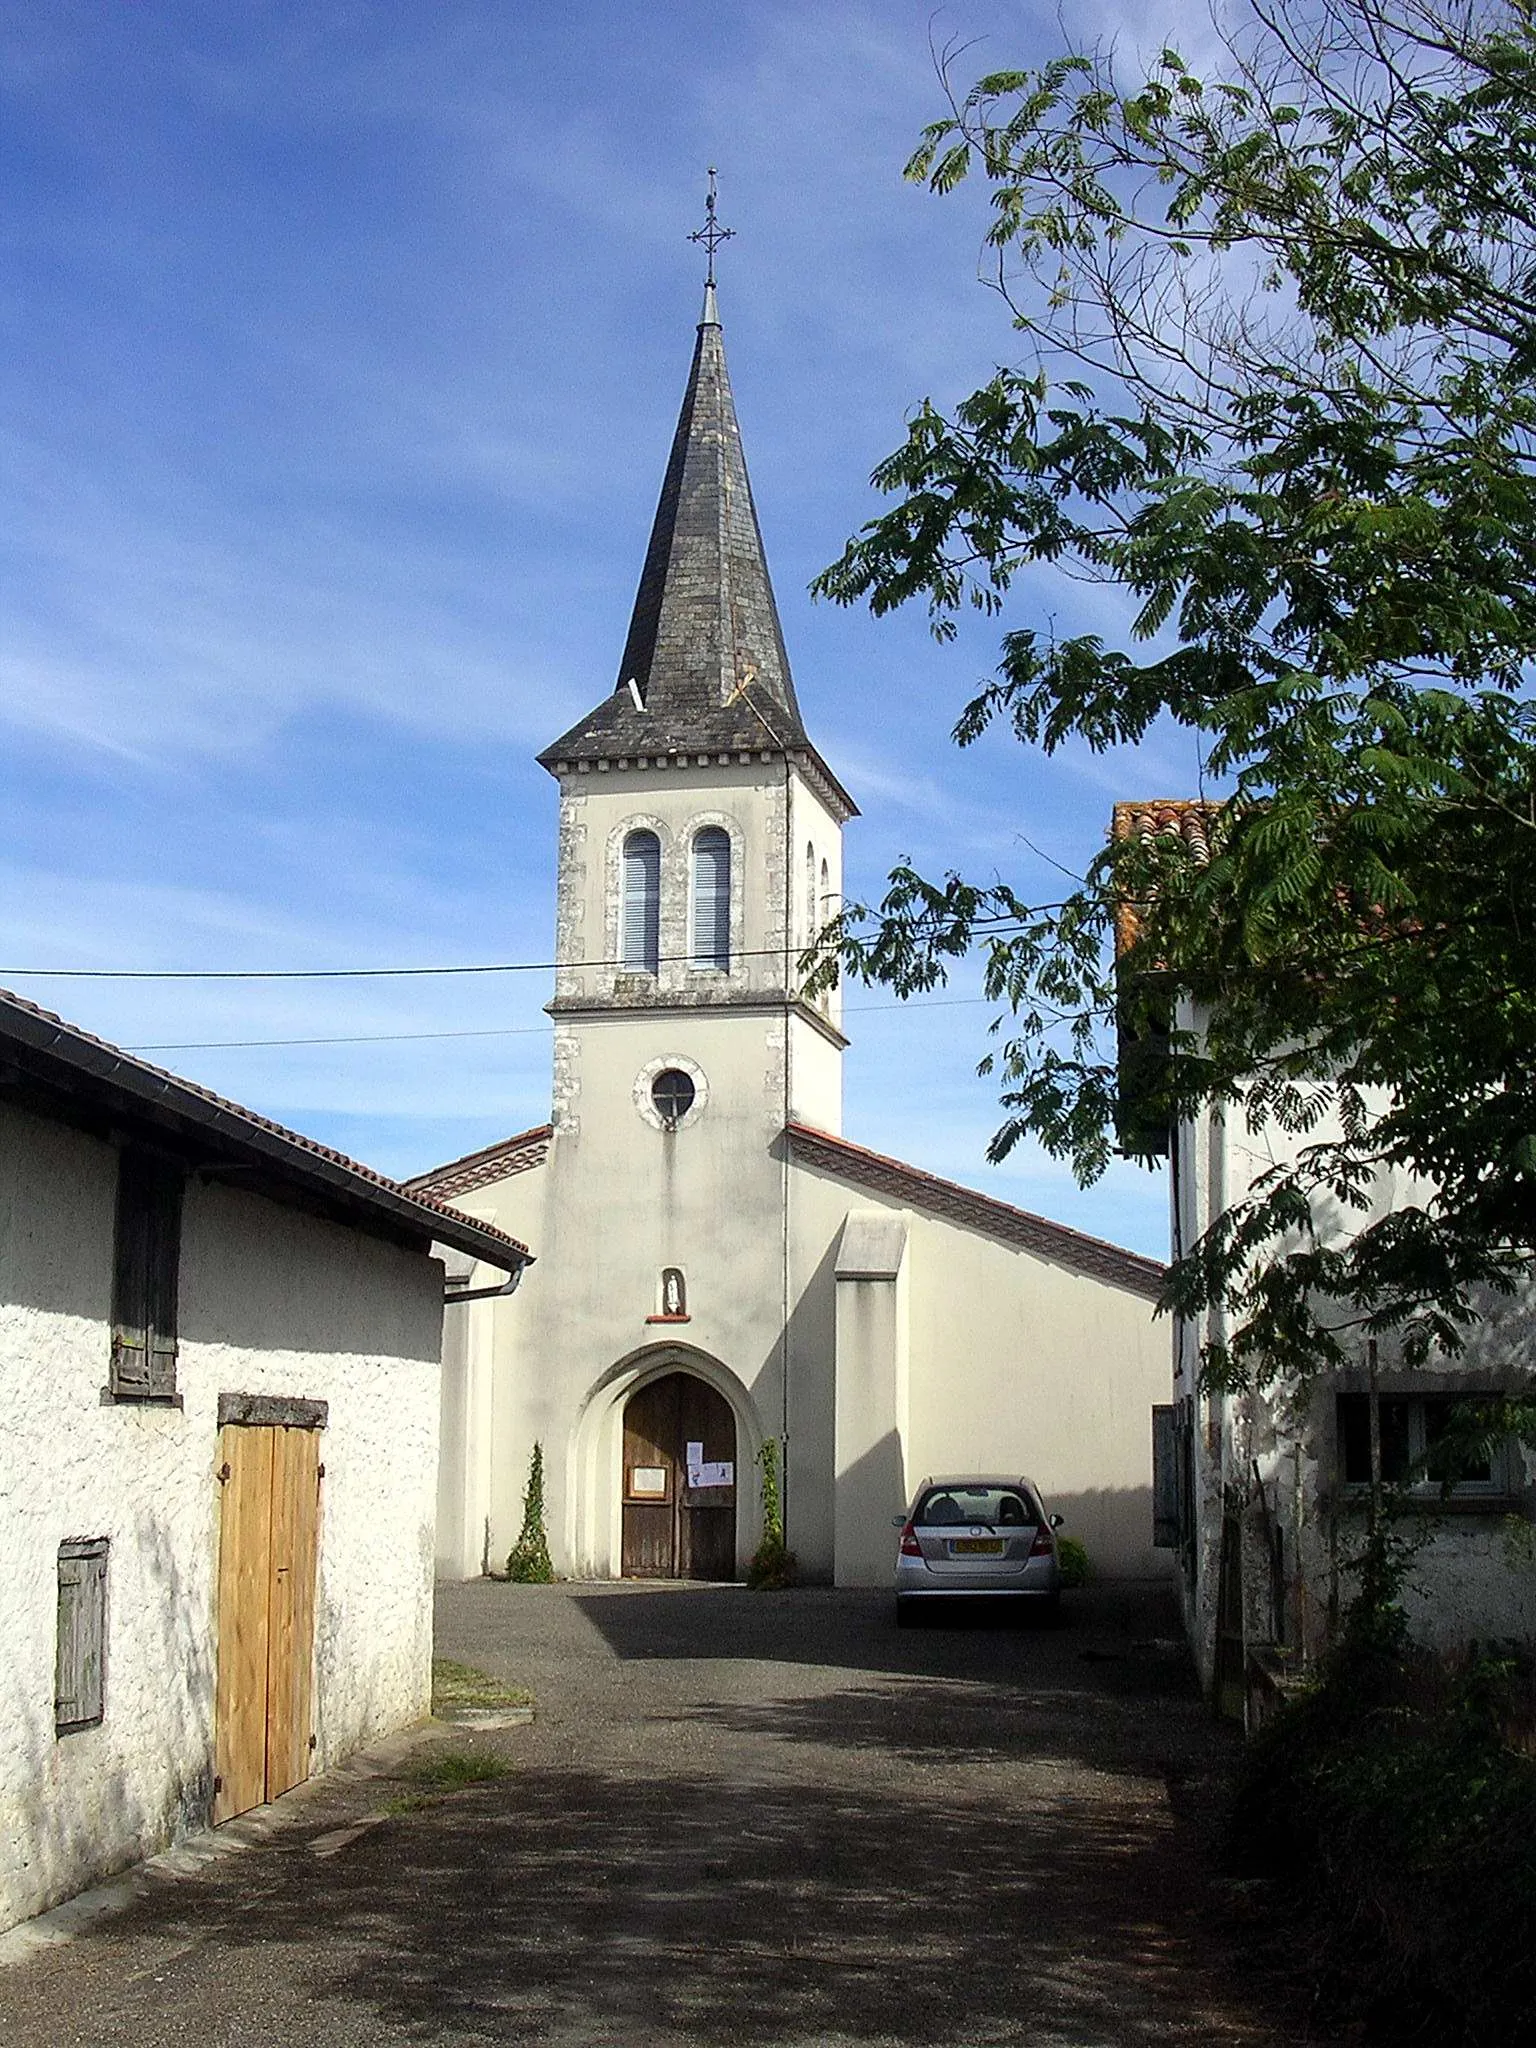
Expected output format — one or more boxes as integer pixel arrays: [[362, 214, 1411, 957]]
[[691, 829, 730, 968], [56, 1538, 108, 1732], [111, 1153, 182, 1398], [1152, 1405, 1179, 1548], [146, 1168, 182, 1397], [110, 1157, 152, 1395], [622, 831, 661, 971]]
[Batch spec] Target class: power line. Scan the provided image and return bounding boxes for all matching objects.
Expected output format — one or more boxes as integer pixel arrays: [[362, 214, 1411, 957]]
[[126, 1023, 556, 1052], [0, 913, 1057, 986], [123, 992, 1002, 1054]]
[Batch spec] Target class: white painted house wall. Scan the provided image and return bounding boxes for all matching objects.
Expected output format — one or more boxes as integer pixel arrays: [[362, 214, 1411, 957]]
[[1167, 1016, 1536, 1695], [0, 1100, 444, 1934]]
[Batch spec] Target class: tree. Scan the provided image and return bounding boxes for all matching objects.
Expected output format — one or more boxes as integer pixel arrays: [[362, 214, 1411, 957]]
[[814, 0, 1536, 1391]]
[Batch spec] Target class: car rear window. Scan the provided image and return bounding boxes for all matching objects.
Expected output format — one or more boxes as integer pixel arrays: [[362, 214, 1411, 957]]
[[914, 1486, 1037, 1528]]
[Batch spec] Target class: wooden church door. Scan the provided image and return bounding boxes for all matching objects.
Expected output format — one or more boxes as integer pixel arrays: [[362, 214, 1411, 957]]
[[621, 1373, 738, 1580]]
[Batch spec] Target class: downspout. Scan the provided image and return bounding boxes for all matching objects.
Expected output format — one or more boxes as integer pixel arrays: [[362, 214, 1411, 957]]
[[781, 751, 793, 1507], [443, 1263, 530, 1305]]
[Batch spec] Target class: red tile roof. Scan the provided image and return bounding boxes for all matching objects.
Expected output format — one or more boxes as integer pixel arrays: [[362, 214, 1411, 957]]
[[0, 986, 532, 1274], [405, 1125, 554, 1200], [786, 1123, 1165, 1300], [1111, 798, 1221, 956]]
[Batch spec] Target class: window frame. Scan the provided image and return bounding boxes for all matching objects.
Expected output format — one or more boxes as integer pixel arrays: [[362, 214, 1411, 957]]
[[651, 1068, 697, 1129], [1337, 1390, 1511, 1499], [109, 1150, 183, 1404]]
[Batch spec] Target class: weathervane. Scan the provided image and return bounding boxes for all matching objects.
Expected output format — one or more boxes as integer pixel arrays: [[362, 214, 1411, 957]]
[[688, 167, 734, 288]]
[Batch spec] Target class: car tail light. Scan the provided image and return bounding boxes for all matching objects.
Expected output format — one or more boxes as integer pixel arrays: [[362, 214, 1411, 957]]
[[899, 1521, 922, 1557], [1029, 1523, 1054, 1558]]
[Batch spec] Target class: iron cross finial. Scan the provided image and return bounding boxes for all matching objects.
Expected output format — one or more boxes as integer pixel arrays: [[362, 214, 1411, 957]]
[[688, 167, 734, 289]]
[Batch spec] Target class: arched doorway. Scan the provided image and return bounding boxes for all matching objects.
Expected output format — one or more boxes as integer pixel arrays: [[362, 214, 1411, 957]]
[[621, 1372, 738, 1580]]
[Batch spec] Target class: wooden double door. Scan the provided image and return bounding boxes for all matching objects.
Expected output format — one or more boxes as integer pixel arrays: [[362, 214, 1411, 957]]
[[214, 1423, 320, 1822], [621, 1373, 738, 1581]]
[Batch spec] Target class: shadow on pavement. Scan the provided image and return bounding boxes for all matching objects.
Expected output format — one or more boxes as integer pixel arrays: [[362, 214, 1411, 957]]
[[36, 1758, 1285, 2047], [567, 1580, 1196, 1690], [0, 1583, 1301, 2047]]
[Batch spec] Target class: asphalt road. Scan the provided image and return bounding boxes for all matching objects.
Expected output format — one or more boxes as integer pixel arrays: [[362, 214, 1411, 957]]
[[0, 1581, 1300, 2047]]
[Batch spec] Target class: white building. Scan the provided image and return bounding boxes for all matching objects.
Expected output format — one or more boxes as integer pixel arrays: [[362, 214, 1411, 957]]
[[1114, 799, 1536, 1716], [412, 287, 1171, 1589], [0, 987, 530, 1934]]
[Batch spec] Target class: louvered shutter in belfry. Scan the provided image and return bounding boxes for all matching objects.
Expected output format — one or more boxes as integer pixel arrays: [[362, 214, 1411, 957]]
[[622, 831, 661, 971], [691, 829, 730, 969]]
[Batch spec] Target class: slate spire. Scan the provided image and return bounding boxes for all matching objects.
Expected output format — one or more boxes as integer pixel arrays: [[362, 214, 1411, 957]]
[[539, 288, 812, 768]]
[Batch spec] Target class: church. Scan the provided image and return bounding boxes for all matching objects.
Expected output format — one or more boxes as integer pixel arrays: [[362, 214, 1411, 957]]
[[411, 278, 1169, 1589]]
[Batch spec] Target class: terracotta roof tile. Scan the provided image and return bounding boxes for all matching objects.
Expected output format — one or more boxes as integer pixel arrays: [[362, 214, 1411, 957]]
[[0, 986, 532, 1274], [1111, 798, 1223, 956], [787, 1122, 1164, 1301], [405, 1125, 553, 1200]]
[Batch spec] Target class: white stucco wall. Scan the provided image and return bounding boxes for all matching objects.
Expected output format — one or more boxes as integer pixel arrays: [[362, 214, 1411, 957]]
[[441, 1127, 1170, 1591], [1170, 1015, 1536, 1692], [0, 1101, 444, 1934], [792, 1167, 1172, 1583]]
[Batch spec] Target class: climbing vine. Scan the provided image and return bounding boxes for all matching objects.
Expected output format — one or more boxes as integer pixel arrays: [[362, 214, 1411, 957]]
[[505, 1441, 555, 1584], [746, 1437, 797, 1590]]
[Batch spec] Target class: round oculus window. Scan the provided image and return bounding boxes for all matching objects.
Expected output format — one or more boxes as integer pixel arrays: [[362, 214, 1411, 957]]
[[651, 1068, 696, 1128]]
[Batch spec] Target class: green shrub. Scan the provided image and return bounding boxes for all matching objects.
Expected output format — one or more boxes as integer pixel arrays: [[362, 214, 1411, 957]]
[[505, 1441, 555, 1583], [1056, 1535, 1090, 1588], [746, 1438, 797, 1590]]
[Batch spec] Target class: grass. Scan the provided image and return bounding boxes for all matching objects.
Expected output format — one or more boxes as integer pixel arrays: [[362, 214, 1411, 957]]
[[403, 1748, 512, 1791], [381, 1747, 514, 1817], [430, 1657, 534, 1713]]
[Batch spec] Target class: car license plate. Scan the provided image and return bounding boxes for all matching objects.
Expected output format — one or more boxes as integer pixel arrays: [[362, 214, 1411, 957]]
[[951, 1538, 1004, 1556]]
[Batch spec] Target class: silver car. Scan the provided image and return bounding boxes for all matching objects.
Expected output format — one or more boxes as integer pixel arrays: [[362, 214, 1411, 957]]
[[893, 1474, 1064, 1623]]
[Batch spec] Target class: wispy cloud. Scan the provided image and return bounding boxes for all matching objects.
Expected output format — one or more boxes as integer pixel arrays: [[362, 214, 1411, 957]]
[[0, 0, 1182, 1255]]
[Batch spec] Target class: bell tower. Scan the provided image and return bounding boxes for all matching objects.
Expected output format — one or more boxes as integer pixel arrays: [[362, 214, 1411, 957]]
[[536, 255, 857, 1149]]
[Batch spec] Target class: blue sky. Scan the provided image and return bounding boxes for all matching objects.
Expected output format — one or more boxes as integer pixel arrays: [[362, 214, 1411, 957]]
[[0, 0, 1214, 1259]]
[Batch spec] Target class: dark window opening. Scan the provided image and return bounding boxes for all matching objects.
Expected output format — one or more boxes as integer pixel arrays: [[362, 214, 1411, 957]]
[[651, 1070, 696, 1128]]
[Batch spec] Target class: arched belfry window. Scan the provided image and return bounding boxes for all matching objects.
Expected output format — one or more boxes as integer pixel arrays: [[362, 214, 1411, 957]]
[[622, 829, 661, 973], [691, 828, 731, 970]]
